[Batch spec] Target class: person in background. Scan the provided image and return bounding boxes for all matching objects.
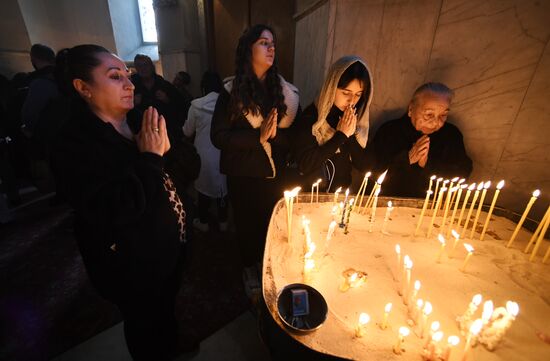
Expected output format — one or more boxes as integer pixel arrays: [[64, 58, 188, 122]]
[[183, 71, 228, 233], [371, 82, 472, 197], [293, 55, 373, 192], [173, 71, 193, 113], [52, 44, 189, 360], [211, 24, 299, 297], [130, 54, 186, 141]]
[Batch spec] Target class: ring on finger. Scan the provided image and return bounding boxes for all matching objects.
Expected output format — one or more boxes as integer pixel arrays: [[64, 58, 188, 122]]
[[153, 127, 160, 132]]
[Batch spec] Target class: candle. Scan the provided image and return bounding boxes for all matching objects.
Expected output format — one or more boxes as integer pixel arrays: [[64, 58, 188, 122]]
[[482, 300, 494, 326], [393, 326, 410, 355], [368, 188, 381, 233], [441, 186, 456, 229], [339, 189, 350, 227], [333, 186, 342, 206], [415, 190, 434, 236], [436, 234, 446, 263], [415, 299, 424, 325], [355, 312, 370, 337], [409, 280, 421, 311], [469, 181, 491, 239], [400, 255, 411, 296], [463, 319, 483, 361], [504, 301, 519, 330], [524, 205, 550, 253], [283, 187, 301, 243], [443, 177, 459, 216], [326, 220, 337, 244], [310, 179, 320, 203], [456, 183, 475, 233], [447, 184, 467, 237], [462, 183, 483, 236], [424, 321, 441, 348], [507, 190, 540, 248], [303, 258, 315, 283], [380, 302, 392, 330], [458, 294, 482, 332], [363, 170, 387, 213], [449, 178, 465, 209], [420, 301, 433, 338], [356, 172, 372, 210], [479, 180, 505, 241], [449, 229, 460, 258], [382, 201, 394, 234], [437, 179, 450, 213], [529, 211, 550, 262], [428, 331, 444, 359], [428, 187, 447, 238], [461, 243, 474, 272], [344, 198, 355, 234], [442, 335, 460, 361], [431, 177, 443, 210], [428, 175, 436, 194], [395, 244, 401, 278], [403, 257, 413, 304]]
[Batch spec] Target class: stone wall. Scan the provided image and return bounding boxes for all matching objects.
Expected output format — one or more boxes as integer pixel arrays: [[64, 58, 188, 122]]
[[294, 0, 550, 217]]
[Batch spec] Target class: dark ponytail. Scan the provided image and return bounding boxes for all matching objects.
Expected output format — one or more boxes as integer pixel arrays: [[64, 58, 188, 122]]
[[57, 44, 110, 98]]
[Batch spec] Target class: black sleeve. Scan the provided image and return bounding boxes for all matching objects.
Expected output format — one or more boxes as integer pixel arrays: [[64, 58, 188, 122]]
[[430, 127, 473, 179], [210, 90, 263, 151], [292, 108, 349, 175], [348, 135, 376, 172]]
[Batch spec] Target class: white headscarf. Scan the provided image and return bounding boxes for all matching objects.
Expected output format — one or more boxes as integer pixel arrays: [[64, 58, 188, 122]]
[[311, 55, 373, 148]]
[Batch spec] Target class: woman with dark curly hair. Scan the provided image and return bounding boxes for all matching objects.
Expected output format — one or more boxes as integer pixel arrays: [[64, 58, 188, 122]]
[[211, 24, 299, 296]]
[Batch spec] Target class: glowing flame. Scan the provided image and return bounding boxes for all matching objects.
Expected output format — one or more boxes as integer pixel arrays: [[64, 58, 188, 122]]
[[461, 184, 468, 189], [482, 300, 494, 321], [345, 188, 349, 196], [417, 299, 424, 308], [388, 201, 393, 208], [431, 175, 437, 180], [399, 326, 410, 337], [464, 243, 474, 253], [349, 198, 355, 206], [533, 189, 541, 197], [448, 335, 460, 346], [405, 258, 413, 269], [506, 301, 519, 317], [437, 177, 443, 182], [291, 186, 301, 196], [349, 272, 357, 282], [452, 230, 460, 240], [304, 258, 315, 271], [423, 301, 433, 315], [385, 303, 393, 313], [484, 181, 491, 189], [468, 183, 476, 190], [404, 255, 411, 264], [414, 280, 421, 291], [470, 319, 483, 335], [452, 177, 460, 182], [477, 182, 484, 190], [364, 171, 372, 179], [431, 321, 440, 332], [472, 294, 482, 306], [427, 190, 433, 195], [335, 187, 342, 194], [432, 331, 444, 342], [440, 187, 448, 193], [459, 178, 466, 184], [359, 312, 370, 325], [377, 170, 388, 184], [496, 180, 505, 189], [438, 234, 446, 245], [395, 244, 401, 254]]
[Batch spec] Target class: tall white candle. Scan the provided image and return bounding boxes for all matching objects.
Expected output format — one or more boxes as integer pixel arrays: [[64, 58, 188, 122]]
[[381, 302, 392, 330], [436, 234, 446, 263], [461, 244, 475, 272], [369, 188, 381, 232], [382, 201, 394, 234], [507, 190, 540, 248], [447, 184, 467, 237], [356, 172, 371, 210], [470, 181, 491, 239], [416, 190, 433, 236], [393, 326, 410, 354], [355, 313, 370, 337], [462, 183, 483, 236], [479, 180, 505, 241], [428, 187, 447, 238]]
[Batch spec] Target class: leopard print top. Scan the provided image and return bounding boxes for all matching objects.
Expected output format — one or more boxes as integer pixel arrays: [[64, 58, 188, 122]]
[[162, 172, 186, 242]]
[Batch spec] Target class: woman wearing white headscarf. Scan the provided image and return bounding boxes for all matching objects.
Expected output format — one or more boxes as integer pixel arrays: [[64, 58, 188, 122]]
[[294, 55, 373, 192]]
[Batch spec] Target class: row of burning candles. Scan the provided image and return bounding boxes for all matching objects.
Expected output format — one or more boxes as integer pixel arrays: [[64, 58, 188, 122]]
[[351, 250, 519, 359]]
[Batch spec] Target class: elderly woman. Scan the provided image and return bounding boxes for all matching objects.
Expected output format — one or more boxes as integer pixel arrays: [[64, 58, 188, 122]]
[[293, 56, 374, 192], [211, 24, 299, 296], [52, 45, 186, 360]]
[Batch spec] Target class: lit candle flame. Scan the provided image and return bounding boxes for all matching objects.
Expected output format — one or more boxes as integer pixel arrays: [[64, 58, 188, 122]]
[[395, 244, 401, 254], [443, 179, 450, 185], [458, 178, 466, 184], [335, 186, 342, 194], [432, 331, 444, 342], [484, 181, 491, 189], [431, 321, 440, 332], [405, 258, 413, 269], [468, 183, 476, 191], [461, 184, 468, 189], [438, 234, 446, 245], [482, 300, 494, 321], [423, 301, 433, 315], [377, 170, 388, 184], [359, 312, 370, 325], [388, 201, 393, 208], [496, 180, 505, 189], [437, 177, 443, 182], [385, 303, 393, 313], [470, 319, 483, 335], [417, 299, 424, 308], [414, 280, 421, 291], [399, 326, 410, 337], [345, 188, 349, 196], [349, 272, 357, 282], [404, 254, 411, 264], [464, 243, 474, 253], [533, 189, 541, 197], [364, 171, 372, 179], [472, 294, 482, 306], [477, 182, 484, 191], [452, 177, 460, 182], [448, 335, 460, 346], [291, 186, 301, 196], [506, 301, 519, 317], [304, 258, 315, 271], [452, 229, 459, 240], [431, 175, 437, 180]]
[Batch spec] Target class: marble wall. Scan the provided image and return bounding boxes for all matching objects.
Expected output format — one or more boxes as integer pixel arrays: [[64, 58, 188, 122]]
[[294, 0, 550, 218]]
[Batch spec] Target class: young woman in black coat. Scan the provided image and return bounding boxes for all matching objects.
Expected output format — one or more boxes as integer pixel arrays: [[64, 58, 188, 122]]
[[52, 45, 186, 360], [211, 25, 299, 295]]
